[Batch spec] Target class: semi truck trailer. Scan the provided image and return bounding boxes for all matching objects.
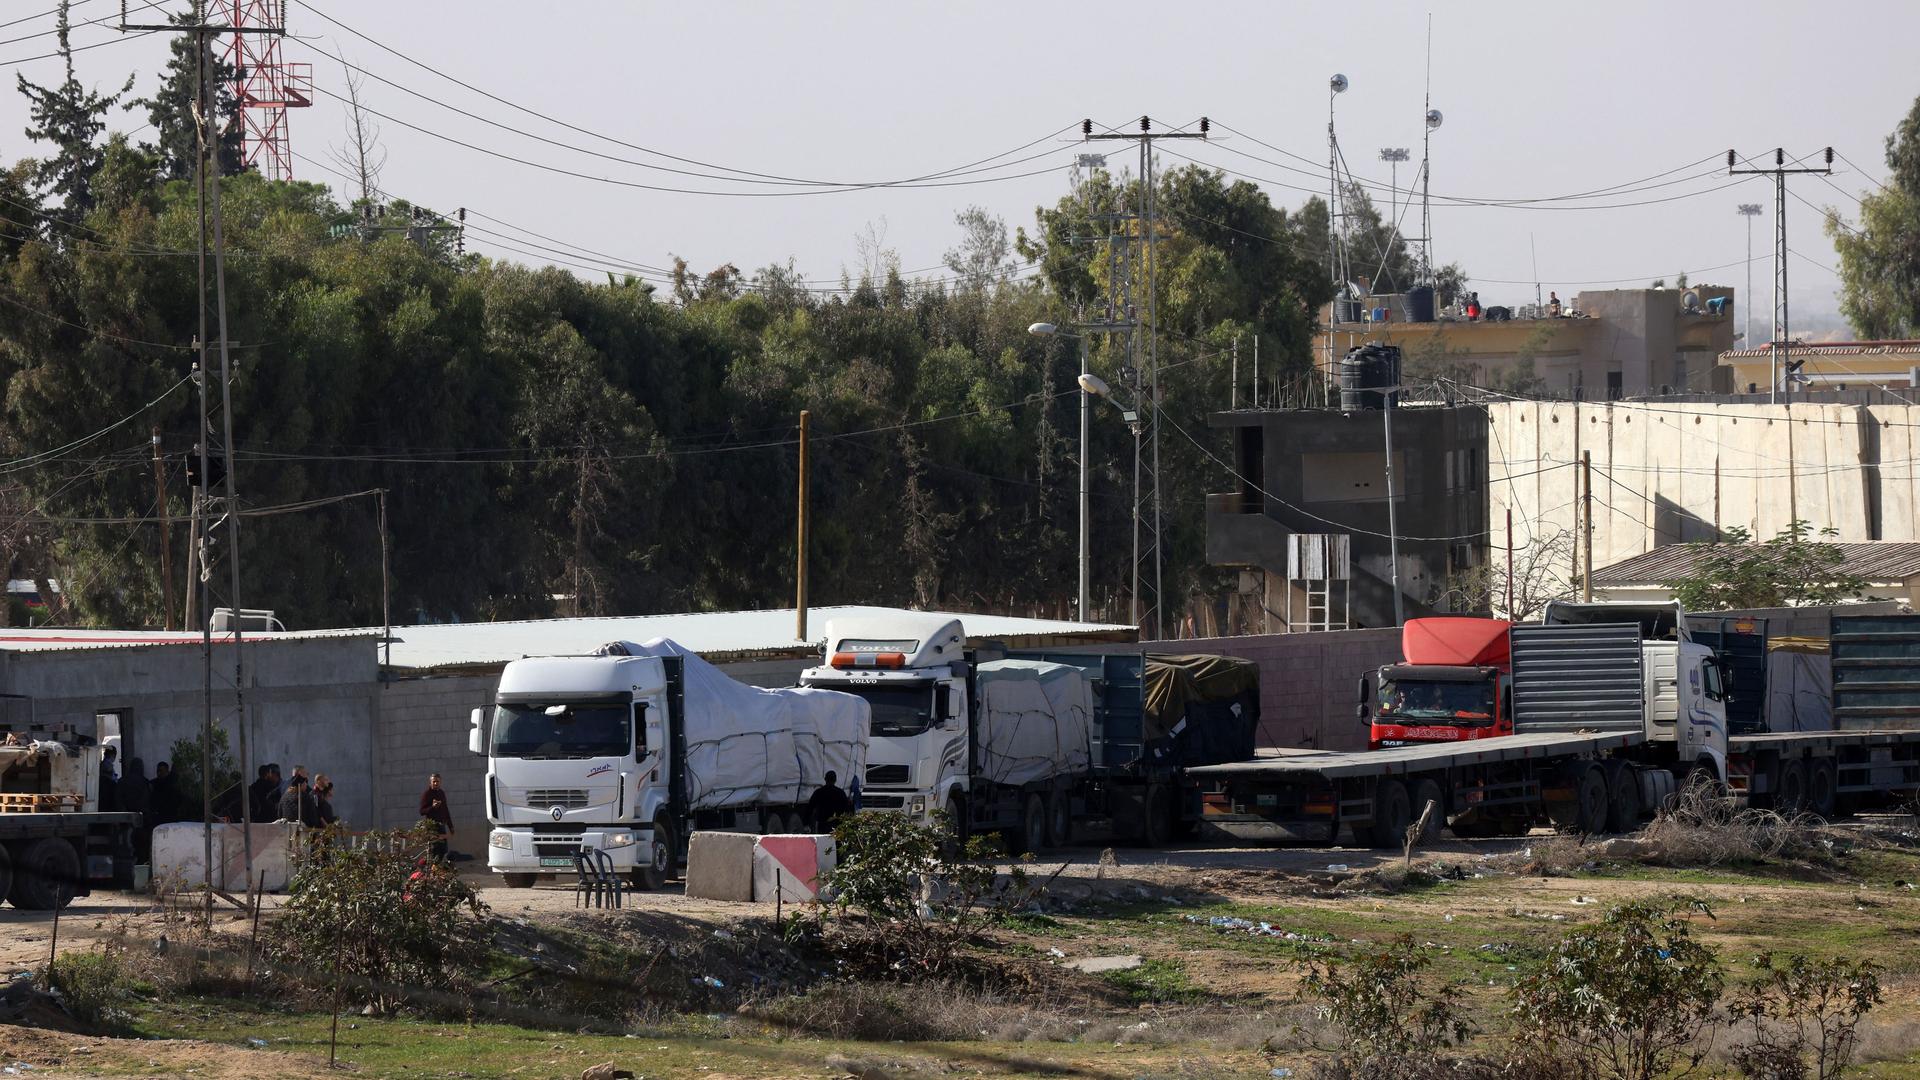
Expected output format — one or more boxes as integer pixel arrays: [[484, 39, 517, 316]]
[[469, 638, 868, 888], [797, 613, 1259, 851]]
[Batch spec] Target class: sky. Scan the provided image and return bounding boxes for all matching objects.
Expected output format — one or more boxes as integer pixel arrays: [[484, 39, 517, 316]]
[[1, 0, 1916, 330]]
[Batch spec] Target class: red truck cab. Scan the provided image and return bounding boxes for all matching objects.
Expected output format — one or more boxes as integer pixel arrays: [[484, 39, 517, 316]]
[[1366, 618, 1513, 749]]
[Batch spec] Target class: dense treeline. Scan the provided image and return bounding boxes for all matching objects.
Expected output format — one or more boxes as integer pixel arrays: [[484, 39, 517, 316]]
[[0, 29, 1360, 631]]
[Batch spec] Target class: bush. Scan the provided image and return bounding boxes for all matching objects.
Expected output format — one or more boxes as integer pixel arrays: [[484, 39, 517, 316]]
[[1728, 953, 1882, 1080], [1511, 898, 1723, 1080], [818, 811, 1032, 980], [1301, 936, 1472, 1067], [268, 825, 489, 1011], [1643, 780, 1841, 868], [48, 949, 133, 1029]]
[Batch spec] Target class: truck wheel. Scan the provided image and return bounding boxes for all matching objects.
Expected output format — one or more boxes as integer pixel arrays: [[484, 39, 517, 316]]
[[1366, 779, 1412, 849], [10, 837, 79, 911], [0, 843, 12, 905], [502, 873, 538, 889], [1605, 764, 1642, 834], [1774, 759, 1807, 815], [1572, 766, 1610, 836], [1022, 793, 1047, 853], [1141, 785, 1172, 848], [1408, 779, 1445, 845], [635, 820, 675, 891], [945, 792, 970, 849], [764, 811, 788, 835], [1807, 759, 1838, 820], [1046, 793, 1072, 848]]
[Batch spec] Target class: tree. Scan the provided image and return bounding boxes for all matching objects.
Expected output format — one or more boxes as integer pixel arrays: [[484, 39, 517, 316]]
[[942, 205, 1012, 291], [1430, 527, 1578, 619], [1830, 94, 1920, 339], [15, 2, 133, 225], [327, 63, 386, 206], [138, 14, 244, 182], [1662, 521, 1868, 611], [1433, 261, 1468, 308]]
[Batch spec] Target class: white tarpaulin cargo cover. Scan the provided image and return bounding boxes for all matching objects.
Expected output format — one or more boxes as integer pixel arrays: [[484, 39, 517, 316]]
[[600, 638, 867, 811], [975, 659, 1092, 787]]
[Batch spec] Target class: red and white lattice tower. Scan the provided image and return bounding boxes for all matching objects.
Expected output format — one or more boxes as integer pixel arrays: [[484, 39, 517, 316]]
[[214, 0, 311, 180]]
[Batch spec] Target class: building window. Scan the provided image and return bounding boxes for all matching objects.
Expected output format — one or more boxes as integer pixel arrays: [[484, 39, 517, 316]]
[[1606, 371, 1623, 400]]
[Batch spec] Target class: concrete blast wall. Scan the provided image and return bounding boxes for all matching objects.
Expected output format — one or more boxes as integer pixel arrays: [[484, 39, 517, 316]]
[[1486, 400, 1920, 608]]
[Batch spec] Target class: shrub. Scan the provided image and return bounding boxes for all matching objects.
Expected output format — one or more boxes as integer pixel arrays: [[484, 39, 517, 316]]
[[268, 825, 489, 1011], [48, 949, 132, 1029], [1728, 953, 1882, 1080], [818, 811, 1032, 980], [1301, 935, 1472, 1065], [1511, 898, 1723, 1080]]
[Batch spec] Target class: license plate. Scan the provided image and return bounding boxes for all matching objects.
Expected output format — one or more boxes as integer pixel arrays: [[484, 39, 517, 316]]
[[538, 857, 573, 868]]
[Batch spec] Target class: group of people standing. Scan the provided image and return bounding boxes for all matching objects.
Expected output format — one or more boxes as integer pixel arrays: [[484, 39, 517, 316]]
[[245, 762, 342, 829]]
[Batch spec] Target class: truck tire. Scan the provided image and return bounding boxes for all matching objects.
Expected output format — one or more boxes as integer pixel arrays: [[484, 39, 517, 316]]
[[1605, 764, 1642, 834], [1408, 779, 1445, 845], [1807, 759, 1838, 820], [10, 837, 79, 911], [1141, 785, 1171, 848], [502, 873, 538, 889], [945, 792, 970, 849], [1774, 758, 1807, 815], [634, 819, 675, 891], [1365, 779, 1412, 849], [0, 843, 12, 905], [1572, 765, 1610, 836], [1046, 793, 1071, 848], [1021, 793, 1047, 854]]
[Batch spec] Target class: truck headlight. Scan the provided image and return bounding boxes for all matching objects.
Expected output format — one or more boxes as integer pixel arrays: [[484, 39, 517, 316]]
[[603, 832, 636, 849], [910, 797, 926, 814], [489, 831, 512, 850]]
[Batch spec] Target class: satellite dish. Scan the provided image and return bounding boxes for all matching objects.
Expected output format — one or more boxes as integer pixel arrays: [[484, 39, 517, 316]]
[[1330, 73, 1349, 94], [1682, 289, 1701, 311], [1425, 108, 1444, 130]]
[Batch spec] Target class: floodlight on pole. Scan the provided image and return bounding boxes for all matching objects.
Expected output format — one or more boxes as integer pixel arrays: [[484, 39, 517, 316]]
[[1380, 148, 1410, 243], [1027, 322, 1059, 337]]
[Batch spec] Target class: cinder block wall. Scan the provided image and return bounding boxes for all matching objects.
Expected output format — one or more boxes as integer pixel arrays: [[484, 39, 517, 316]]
[[1141, 628, 1403, 751], [375, 676, 496, 833]]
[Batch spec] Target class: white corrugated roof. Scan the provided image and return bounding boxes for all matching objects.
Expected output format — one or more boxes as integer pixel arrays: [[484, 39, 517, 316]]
[[378, 606, 1135, 671], [0, 607, 1135, 669], [0, 627, 375, 654]]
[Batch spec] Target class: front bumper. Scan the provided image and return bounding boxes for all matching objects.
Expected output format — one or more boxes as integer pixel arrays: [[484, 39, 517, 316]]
[[486, 825, 642, 873]]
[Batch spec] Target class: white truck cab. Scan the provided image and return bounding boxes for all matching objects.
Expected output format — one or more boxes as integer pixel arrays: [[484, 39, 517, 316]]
[[470, 653, 676, 887], [797, 614, 970, 825]]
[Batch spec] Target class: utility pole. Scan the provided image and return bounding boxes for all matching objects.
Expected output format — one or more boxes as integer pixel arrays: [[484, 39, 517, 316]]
[[150, 426, 173, 630], [1581, 450, 1594, 602], [795, 410, 810, 643], [1729, 148, 1832, 403], [1382, 398, 1404, 626], [120, 2, 283, 912], [1084, 116, 1208, 642], [1737, 203, 1762, 359]]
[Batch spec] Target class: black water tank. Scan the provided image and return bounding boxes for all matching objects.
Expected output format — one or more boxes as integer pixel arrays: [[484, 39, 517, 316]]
[[1333, 298, 1363, 324], [1339, 344, 1401, 411], [1406, 285, 1436, 323]]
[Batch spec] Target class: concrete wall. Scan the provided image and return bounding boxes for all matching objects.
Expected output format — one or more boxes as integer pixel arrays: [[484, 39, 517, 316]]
[[0, 637, 383, 825], [373, 675, 495, 833], [1138, 628, 1403, 751]]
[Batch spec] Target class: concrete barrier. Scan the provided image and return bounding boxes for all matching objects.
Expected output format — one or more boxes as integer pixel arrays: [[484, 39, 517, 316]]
[[753, 833, 835, 903], [683, 830, 757, 901], [152, 822, 297, 891]]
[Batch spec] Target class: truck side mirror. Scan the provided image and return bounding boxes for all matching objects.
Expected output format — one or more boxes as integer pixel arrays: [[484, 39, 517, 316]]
[[467, 707, 485, 755], [939, 686, 962, 725], [1357, 675, 1370, 704]]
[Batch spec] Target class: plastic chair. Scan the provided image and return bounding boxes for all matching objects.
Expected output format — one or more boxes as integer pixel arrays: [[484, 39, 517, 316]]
[[571, 849, 625, 909]]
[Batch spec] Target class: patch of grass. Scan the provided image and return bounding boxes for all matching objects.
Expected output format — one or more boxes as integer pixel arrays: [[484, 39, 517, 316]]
[[1099, 958, 1209, 1006]]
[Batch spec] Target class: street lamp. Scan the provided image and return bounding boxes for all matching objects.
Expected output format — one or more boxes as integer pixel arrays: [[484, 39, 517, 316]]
[[1737, 203, 1762, 367], [1379, 148, 1409, 255], [1029, 321, 1092, 622]]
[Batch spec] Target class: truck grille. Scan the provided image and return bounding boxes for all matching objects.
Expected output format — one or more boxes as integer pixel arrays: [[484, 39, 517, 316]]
[[865, 764, 910, 786], [523, 788, 590, 809], [861, 794, 906, 809]]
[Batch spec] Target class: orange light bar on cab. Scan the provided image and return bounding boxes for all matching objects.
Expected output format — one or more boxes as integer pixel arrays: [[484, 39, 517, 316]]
[[829, 651, 907, 669]]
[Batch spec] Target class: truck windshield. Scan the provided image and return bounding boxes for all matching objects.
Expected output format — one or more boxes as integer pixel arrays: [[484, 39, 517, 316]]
[[491, 701, 630, 759], [843, 685, 936, 737], [1377, 679, 1495, 721]]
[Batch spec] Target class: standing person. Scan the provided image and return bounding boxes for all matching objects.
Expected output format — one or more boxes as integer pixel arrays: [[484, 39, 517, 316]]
[[248, 764, 280, 824], [418, 773, 453, 858], [314, 774, 339, 827], [806, 770, 852, 833], [149, 761, 176, 825], [1548, 291, 1562, 317], [119, 758, 152, 862], [277, 773, 321, 827], [98, 745, 119, 812]]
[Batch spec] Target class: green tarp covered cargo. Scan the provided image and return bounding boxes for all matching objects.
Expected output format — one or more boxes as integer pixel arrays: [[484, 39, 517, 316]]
[[1143, 654, 1260, 767]]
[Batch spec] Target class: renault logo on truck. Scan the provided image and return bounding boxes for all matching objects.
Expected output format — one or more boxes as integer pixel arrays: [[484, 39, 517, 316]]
[[549, 805, 564, 821]]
